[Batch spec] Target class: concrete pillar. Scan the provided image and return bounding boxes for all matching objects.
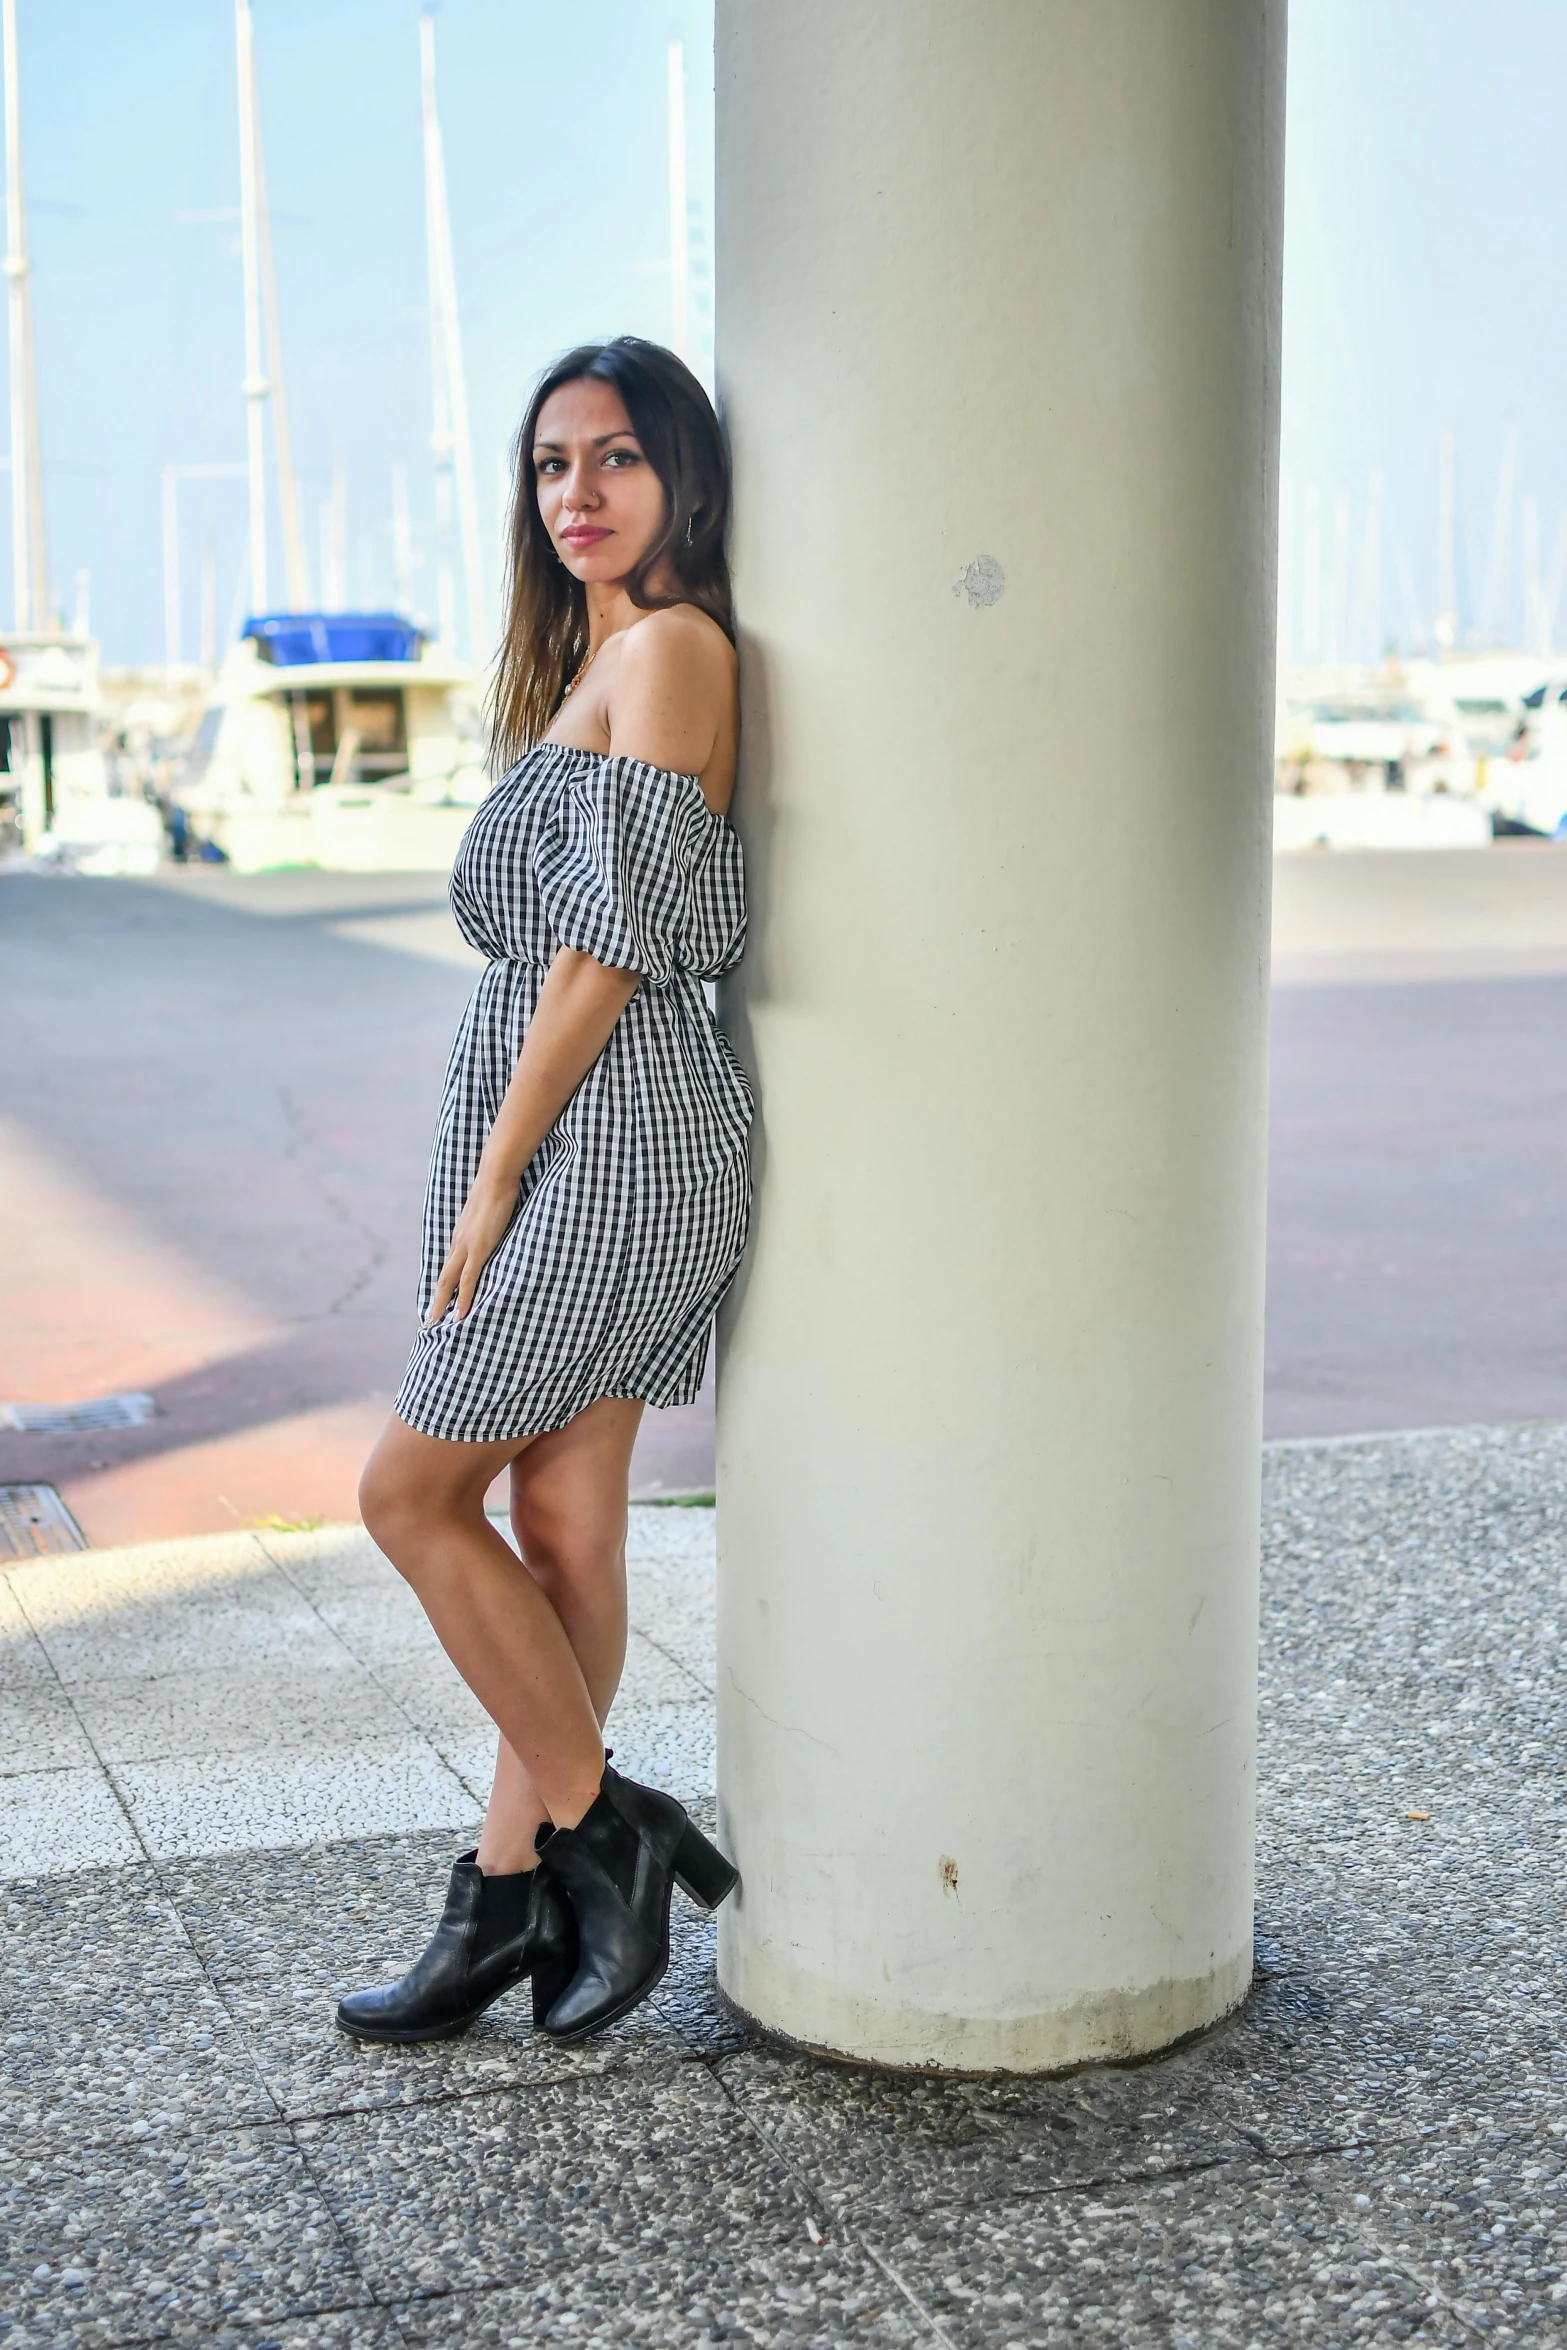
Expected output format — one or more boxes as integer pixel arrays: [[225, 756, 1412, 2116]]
[[714, 0, 1284, 2070]]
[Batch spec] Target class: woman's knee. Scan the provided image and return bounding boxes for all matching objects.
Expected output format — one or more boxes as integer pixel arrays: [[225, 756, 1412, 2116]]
[[516, 1512, 624, 1618], [359, 1456, 429, 1561]]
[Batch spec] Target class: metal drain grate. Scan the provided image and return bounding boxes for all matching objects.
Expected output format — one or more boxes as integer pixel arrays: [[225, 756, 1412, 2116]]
[[0, 1484, 88, 1559], [0, 1392, 158, 1435]]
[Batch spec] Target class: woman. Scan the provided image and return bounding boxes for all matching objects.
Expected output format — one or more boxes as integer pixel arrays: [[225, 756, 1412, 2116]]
[[338, 337, 748, 2047]]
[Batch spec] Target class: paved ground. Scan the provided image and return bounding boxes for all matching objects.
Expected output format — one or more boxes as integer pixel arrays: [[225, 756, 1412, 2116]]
[[8, 847, 1567, 1546], [0, 867, 713, 1549], [1268, 847, 1567, 1437], [3, 1427, 1566, 2346]]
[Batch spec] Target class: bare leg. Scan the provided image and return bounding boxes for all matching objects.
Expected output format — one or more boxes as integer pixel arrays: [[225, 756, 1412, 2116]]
[[358, 1397, 643, 1835], [475, 1400, 642, 1872]]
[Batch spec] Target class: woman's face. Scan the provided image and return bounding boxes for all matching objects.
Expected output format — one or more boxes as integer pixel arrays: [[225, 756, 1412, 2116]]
[[532, 377, 668, 587]]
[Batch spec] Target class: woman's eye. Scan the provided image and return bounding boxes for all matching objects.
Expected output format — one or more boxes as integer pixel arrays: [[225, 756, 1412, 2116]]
[[603, 449, 640, 467], [534, 456, 564, 475]]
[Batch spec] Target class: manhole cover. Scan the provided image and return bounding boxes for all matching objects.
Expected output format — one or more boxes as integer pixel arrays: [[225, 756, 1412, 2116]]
[[0, 1392, 157, 1435], [0, 1484, 88, 1559]]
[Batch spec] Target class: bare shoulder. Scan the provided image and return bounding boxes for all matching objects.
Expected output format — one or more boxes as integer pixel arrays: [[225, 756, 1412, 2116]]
[[616, 604, 736, 691], [605, 605, 737, 797]]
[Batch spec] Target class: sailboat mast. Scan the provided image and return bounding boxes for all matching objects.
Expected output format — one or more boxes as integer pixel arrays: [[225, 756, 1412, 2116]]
[[667, 41, 689, 363], [419, 13, 456, 652], [234, 0, 269, 613], [391, 461, 414, 617], [419, 14, 483, 658], [1480, 429, 1517, 649], [251, 68, 308, 608], [429, 91, 484, 657], [1436, 431, 1457, 650], [2, 0, 44, 631]]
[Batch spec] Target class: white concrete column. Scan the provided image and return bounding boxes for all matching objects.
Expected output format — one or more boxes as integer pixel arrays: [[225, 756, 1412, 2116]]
[[714, 0, 1284, 2070]]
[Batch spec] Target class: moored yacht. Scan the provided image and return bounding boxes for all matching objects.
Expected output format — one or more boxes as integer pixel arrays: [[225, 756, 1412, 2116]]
[[0, 629, 164, 872], [175, 610, 485, 871]]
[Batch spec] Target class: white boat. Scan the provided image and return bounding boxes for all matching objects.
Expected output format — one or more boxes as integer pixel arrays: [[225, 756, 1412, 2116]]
[[1268, 650, 1567, 850], [0, 9, 162, 872], [161, 7, 493, 878], [0, 630, 162, 872], [1274, 661, 1490, 847], [175, 610, 486, 872], [1415, 652, 1564, 760]]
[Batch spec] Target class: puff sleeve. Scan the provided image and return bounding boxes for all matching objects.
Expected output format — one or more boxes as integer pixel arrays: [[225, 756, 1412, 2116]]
[[531, 753, 746, 986]]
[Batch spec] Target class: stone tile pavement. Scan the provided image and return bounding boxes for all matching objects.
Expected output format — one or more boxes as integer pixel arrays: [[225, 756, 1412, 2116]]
[[2, 1429, 1566, 2346]]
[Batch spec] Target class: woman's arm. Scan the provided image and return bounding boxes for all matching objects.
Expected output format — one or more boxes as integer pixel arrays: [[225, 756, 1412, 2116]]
[[426, 946, 639, 1322], [428, 615, 737, 1323], [607, 609, 736, 811]]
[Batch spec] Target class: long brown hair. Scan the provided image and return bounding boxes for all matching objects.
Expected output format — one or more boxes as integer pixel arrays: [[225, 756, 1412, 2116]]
[[488, 337, 735, 771]]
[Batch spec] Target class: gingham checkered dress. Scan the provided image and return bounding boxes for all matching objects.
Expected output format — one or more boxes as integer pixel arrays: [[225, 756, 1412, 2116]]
[[394, 742, 752, 1444]]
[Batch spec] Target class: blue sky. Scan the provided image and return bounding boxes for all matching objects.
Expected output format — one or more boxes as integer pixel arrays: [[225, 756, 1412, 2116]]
[[11, 1, 1557, 666], [19, 0, 713, 666], [1283, 0, 1567, 662]]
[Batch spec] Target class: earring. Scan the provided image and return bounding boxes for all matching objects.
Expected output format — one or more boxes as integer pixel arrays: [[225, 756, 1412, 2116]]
[[684, 514, 695, 548]]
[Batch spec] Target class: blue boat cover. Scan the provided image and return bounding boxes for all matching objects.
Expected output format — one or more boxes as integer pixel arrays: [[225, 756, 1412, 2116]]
[[243, 612, 424, 666]]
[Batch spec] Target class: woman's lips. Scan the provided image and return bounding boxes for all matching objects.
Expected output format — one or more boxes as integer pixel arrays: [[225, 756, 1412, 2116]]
[[561, 527, 611, 547]]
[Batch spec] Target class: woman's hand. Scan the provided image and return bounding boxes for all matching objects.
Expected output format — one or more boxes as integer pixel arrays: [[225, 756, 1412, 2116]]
[[425, 1169, 520, 1324], [424, 948, 641, 1329]]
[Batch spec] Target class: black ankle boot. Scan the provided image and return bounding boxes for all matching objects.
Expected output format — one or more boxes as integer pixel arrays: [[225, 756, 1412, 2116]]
[[536, 1764, 738, 2043], [334, 1851, 576, 2044]]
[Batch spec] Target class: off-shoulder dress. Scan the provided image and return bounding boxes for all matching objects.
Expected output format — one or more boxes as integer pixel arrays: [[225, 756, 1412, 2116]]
[[394, 742, 752, 1444]]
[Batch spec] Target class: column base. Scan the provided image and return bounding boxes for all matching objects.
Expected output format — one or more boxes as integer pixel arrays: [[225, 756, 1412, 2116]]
[[716, 1937, 1255, 2075]]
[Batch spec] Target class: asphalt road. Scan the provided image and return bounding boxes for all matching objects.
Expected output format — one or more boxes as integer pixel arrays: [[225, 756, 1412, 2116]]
[[1267, 846, 1567, 1435], [0, 866, 713, 1546], [4, 845, 1565, 1544]]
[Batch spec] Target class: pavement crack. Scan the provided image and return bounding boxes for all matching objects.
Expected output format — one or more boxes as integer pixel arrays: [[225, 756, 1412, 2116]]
[[275, 1082, 391, 1318], [283, 2063, 650, 2128], [93, 2289, 385, 2350], [860, 2240, 962, 2345], [630, 1621, 715, 1698], [5, 1570, 302, 2142], [5, 1563, 412, 2340], [260, 1539, 489, 1808], [698, 2047, 958, 2339], [701, 2051, 838, 2239], [1292, 2151, 1491, 2343], [990, 2151, 1242, 2203]]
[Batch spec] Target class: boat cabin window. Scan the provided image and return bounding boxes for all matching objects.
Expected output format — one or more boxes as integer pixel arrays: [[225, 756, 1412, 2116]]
[[350, 690, 407, 777], [295, 692, 335, 780], [288, 687, 408, 787]]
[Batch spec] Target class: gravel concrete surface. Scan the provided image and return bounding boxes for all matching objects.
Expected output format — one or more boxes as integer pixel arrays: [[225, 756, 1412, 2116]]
[[3, 1429, 1566, 2346]]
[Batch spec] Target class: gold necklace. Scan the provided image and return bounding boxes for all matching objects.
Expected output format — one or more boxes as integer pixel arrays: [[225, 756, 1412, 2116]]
[[561, 641, 597, 699]]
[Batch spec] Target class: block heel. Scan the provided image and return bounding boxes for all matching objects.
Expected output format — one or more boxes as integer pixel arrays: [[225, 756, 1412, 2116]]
[[672, 1818, 739, 1911], [537, 1763, 738, 2041]]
